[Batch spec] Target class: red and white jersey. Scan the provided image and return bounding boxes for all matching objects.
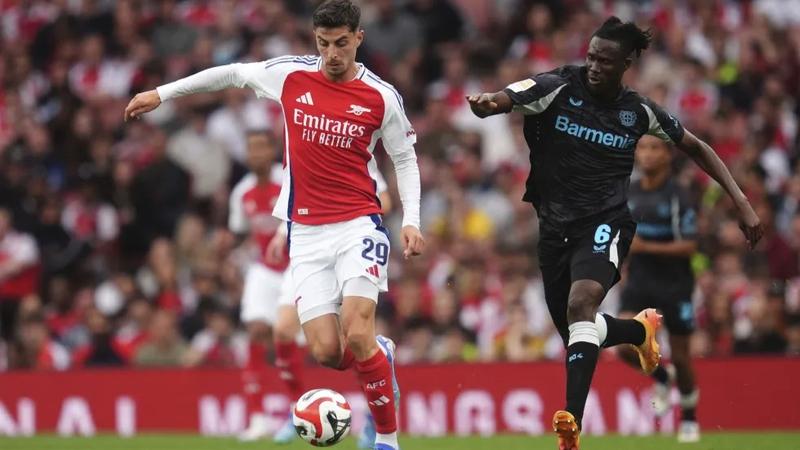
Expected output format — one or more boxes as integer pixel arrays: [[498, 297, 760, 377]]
[[229, 164, 288, 272], [235, 56, 414, 225], [157, 55, 420, 228]]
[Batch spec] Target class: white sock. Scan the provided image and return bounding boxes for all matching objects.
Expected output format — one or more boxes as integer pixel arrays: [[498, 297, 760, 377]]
[[568, 321, 599, 346], [375, 431, 398, 448], [595, 313, 608, 346], [680, 389, 700, 409]]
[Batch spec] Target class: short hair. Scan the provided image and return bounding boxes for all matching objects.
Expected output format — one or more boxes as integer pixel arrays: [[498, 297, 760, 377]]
[[312, 0, 360, 32], [593, 16, 652, 58]]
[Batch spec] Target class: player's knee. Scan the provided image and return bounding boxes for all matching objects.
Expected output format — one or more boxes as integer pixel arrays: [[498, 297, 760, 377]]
[[344, 328, 375, 359], [566, 296, 595, 322], [567, 287, 603, 323], [309, 341, 342, 368]]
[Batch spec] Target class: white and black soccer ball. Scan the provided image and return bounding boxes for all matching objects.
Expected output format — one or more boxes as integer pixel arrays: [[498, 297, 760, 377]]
[[293, 388, 352, 447]]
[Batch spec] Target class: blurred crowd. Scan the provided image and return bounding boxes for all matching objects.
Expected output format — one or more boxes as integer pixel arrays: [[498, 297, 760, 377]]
[[1, 0, 800, 371]]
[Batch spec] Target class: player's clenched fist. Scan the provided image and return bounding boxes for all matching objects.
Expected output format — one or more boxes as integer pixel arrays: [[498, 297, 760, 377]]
[[124, 90, 162, 122], [737, 202, 764, 250], [401, 225, 425, 259], [466, 93, 498, 116]]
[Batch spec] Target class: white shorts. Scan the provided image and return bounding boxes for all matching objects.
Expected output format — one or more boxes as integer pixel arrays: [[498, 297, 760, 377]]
[[289, 215, 390, 324], [240, 264, 294, 325]]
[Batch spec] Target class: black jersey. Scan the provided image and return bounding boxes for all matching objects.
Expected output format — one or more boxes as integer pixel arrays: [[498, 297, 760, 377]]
[[627, 178, 696, 291], [503, 65, 685, 226]]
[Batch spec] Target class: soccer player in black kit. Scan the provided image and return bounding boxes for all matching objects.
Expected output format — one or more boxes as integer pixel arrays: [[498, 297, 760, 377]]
[[619, 134, 700, 443], [467, 17, 763, 450]]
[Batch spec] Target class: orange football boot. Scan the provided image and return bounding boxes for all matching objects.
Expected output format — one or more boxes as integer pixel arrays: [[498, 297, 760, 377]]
[[633, 308, 663, 374], [553, 410, 580, 450]]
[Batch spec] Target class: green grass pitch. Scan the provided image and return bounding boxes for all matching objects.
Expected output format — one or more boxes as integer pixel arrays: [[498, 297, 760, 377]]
[[1, 433, 798, 450]]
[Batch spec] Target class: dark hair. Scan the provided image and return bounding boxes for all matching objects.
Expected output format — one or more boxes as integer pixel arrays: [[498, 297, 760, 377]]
[[593, 16, 652, 58], [312, 0, 360, 32]]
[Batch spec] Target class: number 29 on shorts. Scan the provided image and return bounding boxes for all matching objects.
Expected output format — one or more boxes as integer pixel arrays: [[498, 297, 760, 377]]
[[361, 238, 388, 265]]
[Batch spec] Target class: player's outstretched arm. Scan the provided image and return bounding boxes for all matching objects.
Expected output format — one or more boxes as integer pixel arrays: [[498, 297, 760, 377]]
[[466, 91, 513, 118], [124, 63, 257, 121], [676, 130, 764, 249]]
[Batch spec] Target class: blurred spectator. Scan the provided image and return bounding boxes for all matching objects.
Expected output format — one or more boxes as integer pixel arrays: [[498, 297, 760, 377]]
[[407, 0, 465, 82], [363, 0, 422, 77], [184, 302, 246, 368], [137, 238, 183, 312], [207, 89, 272, 166], [72, 307, 128, 367], [68, 33, 136, 100], [734, 282, 788, 354], [9, 313, 70, 371], [134, 309, 188, 367], [115, 295, 152, 353], [128, 130, 190, 251], [0, 207, 40, 342], [166, 105, 231, 217], [151, 0, 198, 62], [61, 172, 119, 248], [33, 197, 90, 282]]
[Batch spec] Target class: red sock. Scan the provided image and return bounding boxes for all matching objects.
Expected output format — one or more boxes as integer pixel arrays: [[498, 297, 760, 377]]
[[356, 350, 397, 434], [337, 347, 356, 371], [275, 341, 305, 400], [243, 341, 267, 415]]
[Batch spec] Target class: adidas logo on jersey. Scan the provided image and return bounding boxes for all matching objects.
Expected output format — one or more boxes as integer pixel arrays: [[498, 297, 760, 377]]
[[296, 92, 314, 105], [346, 104, 371, 116]]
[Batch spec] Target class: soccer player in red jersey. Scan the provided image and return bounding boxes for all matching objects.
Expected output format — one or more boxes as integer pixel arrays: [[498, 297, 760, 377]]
[[124, 2, 423, 449]]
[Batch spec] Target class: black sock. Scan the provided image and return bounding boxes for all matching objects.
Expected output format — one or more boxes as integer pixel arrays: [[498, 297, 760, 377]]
[[565, 341, 600, 428], [600, 313, 646, 347], [682, 406, 697, 422], [651, 365, 669, 384]]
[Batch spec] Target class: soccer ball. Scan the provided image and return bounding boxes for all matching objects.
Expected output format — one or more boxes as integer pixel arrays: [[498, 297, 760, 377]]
[[293, 388, 352, 446]]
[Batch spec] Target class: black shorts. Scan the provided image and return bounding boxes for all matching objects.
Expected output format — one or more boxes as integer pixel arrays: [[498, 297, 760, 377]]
[[620, 285, 695, 335], [538, 207, 636, 340]]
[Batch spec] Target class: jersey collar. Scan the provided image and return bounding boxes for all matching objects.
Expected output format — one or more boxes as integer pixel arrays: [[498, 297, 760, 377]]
[[577, 66, 629, 105]]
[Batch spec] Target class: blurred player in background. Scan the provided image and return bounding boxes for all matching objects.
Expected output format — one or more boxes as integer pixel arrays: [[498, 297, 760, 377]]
[[468, 17, 762, 450], [125, 1, 423, 449], [618, 135, 700, 443], [228, 130, 302, 442]]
